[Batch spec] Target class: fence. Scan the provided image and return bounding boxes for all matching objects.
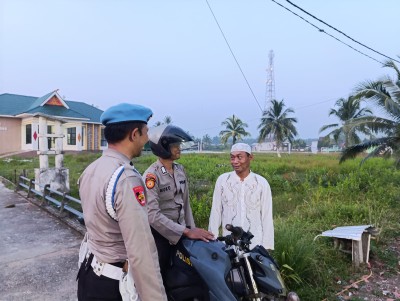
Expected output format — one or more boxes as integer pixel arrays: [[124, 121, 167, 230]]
[[16, 175, 84, 221]]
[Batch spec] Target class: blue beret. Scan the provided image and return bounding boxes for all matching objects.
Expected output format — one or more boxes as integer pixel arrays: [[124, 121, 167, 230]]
[[100, 103, 153, 126]]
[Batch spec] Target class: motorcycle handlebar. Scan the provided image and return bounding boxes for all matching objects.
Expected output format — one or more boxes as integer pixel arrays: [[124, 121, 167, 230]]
[[225, 224, 244, 239], [217, 234, 236, 246], [217, 225, 253, 251]]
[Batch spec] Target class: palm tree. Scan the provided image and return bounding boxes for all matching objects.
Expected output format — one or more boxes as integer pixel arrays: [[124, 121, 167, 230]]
[[319, 96, 372, 148], [152, 116, 172, 127], [219, 115, 250, 145], [258, 99, 298, 157], [164, 116, 172, 124], [202, 134, 212, 150], [292, 138, 307, 150], [340, 59, 400, 166]]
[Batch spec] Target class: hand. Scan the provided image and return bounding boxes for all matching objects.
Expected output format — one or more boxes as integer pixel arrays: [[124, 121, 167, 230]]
[[183, 227, 215, 242]]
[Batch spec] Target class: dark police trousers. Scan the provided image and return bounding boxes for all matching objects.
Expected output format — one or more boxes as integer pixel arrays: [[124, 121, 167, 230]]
[[77, 253, 124, 301], [151, 227, 173, 284]]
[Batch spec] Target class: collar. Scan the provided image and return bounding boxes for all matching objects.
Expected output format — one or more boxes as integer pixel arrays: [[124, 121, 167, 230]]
[[155, 159, 178, 174], [232, 170, 253, 182], [156, 159, 178, 168], [103, 148, 131, 165]]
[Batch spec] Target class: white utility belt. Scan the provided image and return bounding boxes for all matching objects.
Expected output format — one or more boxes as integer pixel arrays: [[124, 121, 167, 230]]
[[90, 254, 125, 281]]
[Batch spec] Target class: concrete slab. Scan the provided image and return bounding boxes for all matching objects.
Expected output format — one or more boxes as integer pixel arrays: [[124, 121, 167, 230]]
[[0, 181, 82, 301]]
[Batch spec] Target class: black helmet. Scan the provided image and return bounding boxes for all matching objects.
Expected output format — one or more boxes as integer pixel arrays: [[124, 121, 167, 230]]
[[148, 125, 194, 159]]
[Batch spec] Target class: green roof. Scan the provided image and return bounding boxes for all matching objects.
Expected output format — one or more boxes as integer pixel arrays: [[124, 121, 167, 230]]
[[27, 91, 55, 111], [0, 92, 103, 123]]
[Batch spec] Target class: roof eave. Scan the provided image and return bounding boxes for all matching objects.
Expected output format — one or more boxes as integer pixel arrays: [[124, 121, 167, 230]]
[[0, 114, 18, 118], [15, 112, 93, 123]]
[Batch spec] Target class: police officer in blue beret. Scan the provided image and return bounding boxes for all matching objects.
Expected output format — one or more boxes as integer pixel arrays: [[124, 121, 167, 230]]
[[77, 103, 167, 301]]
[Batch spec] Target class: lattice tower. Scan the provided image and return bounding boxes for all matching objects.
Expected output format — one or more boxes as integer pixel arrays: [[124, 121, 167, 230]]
[[265, 50, 276, 112]]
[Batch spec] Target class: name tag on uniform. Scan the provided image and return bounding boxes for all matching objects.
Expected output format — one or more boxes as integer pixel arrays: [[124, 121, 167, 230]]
[[160, 186, 171, 193]]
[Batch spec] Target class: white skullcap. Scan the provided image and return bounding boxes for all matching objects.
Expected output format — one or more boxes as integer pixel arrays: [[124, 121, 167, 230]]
[[230, 143, 252, 154]]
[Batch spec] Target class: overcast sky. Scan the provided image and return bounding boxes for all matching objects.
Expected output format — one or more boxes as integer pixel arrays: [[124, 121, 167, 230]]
[[1, 0, 399, 139]]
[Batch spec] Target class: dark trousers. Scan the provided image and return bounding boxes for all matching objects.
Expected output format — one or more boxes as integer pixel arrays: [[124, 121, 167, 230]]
[[151, 227, 173, 283], [77, 254, 123, 301]]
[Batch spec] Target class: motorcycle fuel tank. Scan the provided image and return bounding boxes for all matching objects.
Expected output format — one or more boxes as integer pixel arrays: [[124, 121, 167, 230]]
[[182, 239, 237, 301], [248, 247, 287, 296]]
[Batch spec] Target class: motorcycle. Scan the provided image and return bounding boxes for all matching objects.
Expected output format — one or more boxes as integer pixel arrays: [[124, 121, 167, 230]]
[[164, 224, 300, 301]]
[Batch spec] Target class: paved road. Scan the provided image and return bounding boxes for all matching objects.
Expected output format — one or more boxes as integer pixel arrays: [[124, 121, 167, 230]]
[[0, 181, 82, 301]]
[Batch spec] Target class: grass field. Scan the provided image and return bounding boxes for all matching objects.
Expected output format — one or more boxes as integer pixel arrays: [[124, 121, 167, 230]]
[[1, 151, 399, 300]]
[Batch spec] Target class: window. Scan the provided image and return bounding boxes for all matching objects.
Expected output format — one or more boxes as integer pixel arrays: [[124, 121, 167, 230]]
[[67, 127, 76, 145], [47, 125, 53, 150], [100, 128, 107, 147], [26, 124, 32, 144], [82, 126, 85, 146]]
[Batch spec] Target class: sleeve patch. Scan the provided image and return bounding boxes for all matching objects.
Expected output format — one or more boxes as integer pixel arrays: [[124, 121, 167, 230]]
[[145, 173, 156, 189], [133, 186, 146, 206]]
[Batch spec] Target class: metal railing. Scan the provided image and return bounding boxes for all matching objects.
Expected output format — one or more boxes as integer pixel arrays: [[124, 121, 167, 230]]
[[17, 175, 83, 220]]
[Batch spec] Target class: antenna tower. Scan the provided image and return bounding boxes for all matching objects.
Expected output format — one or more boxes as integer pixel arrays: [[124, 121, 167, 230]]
[[265, 50, 275, 111]]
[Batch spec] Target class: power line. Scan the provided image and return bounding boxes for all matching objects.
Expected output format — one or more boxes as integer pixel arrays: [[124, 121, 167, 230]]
[[202, 1, 378, 137], [205, 0, 264, 113], [294, 97, 337, 110], [284, 0, 400, 64], [191, 97, 341, 136], [270, 0, 384, 65]]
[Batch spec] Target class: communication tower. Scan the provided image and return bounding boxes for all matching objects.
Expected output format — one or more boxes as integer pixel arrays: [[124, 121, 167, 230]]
[[265, 50, 275, 112]]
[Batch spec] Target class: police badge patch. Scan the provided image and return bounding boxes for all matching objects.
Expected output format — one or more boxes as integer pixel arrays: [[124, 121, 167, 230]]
[[145, 173, 156, 189], [133, 186, 146, 206]]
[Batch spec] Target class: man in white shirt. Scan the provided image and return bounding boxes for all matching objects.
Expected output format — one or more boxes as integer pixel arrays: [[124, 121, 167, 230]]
[[208, 143, 274, 250]]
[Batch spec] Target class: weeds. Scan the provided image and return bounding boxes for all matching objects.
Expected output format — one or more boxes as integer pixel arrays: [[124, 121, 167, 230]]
[[1, 152, 399, 301]]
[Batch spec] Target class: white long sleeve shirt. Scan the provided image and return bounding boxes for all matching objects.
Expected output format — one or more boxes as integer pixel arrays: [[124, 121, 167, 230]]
[[208, 171, 274, 250]]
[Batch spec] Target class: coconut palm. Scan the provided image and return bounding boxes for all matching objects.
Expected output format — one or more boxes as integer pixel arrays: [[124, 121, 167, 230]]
[[319, 96, 372, 148], [164, 116, 172, 124], [202, 134, 212, 149], [219, 115, 250, 145], [340, 59, 400, 166], [152, 116, 172, 127], [258, 99, 298, 157]]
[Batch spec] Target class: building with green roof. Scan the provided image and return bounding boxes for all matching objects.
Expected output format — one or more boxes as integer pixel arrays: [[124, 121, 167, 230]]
[[0, 90, 105, 154]]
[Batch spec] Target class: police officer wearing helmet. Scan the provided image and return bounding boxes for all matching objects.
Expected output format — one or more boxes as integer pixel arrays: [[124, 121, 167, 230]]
[[143, 125, 215, 281], [77, 103, 167, 301]]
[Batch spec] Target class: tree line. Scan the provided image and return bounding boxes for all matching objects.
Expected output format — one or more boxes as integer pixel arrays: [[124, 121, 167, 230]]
[[152, 58, 400, 165]]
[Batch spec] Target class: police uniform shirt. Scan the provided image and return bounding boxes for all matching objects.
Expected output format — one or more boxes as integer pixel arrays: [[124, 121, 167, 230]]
[[143, 160, 195, 245], [79, 148, 166, 301]]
